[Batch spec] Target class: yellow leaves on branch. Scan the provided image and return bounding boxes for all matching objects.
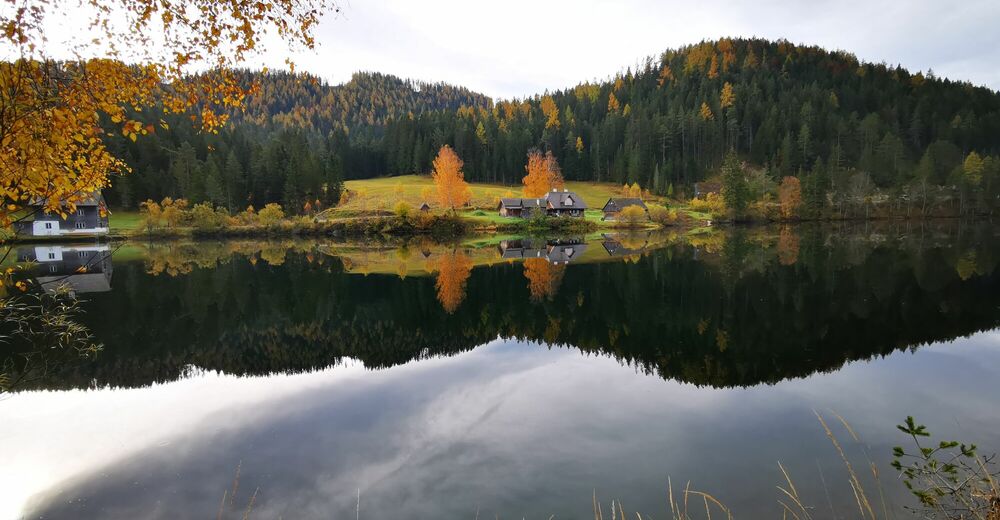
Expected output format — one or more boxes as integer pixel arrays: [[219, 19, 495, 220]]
[[431, 145, 471, 211], [522, 149, 564, 198], [0, 0, 339, 224]]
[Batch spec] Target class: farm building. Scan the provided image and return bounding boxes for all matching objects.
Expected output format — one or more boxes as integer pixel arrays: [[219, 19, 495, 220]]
[[601, 198, 648, 220], [13, 191, 110, 237], [497, 189, 587, 218]]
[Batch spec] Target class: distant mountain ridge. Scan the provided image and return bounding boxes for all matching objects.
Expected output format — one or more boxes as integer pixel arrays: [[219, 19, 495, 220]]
[[230, 70, 492, 137]]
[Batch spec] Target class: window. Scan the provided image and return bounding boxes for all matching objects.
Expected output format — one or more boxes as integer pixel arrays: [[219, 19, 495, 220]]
[[75, 222, 87, 229], [44, 222, 52, 229], [77, 208, 85, 216], [78, 251, 88, 258], [563, 196, 574, 206], [49, 264, 58, 273], [48, 252, 55, 259]]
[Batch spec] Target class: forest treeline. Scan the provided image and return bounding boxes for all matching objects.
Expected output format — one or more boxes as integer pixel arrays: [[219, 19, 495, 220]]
[[104, 71, 490, 211], [104, 39, 1000, 216]]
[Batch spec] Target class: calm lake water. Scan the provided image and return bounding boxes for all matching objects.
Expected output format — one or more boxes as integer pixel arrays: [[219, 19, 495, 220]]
[[2, 222, 1000, 519]]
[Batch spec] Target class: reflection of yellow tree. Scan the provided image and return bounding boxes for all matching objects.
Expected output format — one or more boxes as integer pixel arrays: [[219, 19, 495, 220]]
[[523, 257, 565, 301], [434, 251, 473, 313], [777, 227, 800, 266]]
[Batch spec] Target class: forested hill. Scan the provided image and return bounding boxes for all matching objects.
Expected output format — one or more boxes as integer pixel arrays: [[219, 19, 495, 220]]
[[380, 38, 1000, 190], [105, 38, 1000, 212], [232, 70, 492, 136]]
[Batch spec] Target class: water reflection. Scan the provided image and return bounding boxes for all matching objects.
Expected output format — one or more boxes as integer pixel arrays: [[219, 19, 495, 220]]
[[3, 222, 998, 391], [3, 222, 1000, 518], [17, 244, 114, 295]]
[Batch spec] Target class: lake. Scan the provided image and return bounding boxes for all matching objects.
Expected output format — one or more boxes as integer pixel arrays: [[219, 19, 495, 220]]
[[2, 222, 1000, 519]]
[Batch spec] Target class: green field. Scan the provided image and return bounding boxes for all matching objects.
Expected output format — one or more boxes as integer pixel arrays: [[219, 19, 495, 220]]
[[109, 211, 144, 233], [338, 175, 647, 214]]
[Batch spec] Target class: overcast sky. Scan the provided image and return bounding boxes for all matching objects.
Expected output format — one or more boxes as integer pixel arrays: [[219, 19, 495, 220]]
[[255, 0, 1000, 99]]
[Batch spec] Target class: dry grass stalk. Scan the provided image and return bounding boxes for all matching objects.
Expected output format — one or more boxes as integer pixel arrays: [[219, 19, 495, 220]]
[[815, 410, 878, 519]]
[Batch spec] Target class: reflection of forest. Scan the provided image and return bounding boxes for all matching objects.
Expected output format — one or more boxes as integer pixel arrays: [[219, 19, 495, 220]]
[[6, 222, 1000, 391]]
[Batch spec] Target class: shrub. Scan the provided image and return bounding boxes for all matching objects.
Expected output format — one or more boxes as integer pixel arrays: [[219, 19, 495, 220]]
[[139, 199, 162, 231], [689, 192, 727, 218], [648, 204, 678, 225], [619, 205, 648, 226], [190, 203, 229, 230], [258, 203, 285, 225], [393, 201, 412, 218], [235, 205, 258, 225]]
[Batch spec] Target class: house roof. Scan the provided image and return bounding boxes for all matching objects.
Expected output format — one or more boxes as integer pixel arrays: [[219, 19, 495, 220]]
[[30, 191, 106, 207], [544, 190, 587, 210], [499, 198, 544, 209], [602, 198, 647, 212]]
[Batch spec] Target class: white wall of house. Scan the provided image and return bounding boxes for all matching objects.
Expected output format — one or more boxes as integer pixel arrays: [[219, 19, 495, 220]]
[[32, 220, 60, 236]]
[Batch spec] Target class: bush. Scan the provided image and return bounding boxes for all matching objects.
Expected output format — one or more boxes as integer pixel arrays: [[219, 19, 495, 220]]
[[235, 205, 258, 225], [619, 205, 648, 226], [393, 201, 412, 218], [190, 203, 229, 230], [258, 203, 285, 225], [689, 192, 727, 218], [648, 204, 678, 225]]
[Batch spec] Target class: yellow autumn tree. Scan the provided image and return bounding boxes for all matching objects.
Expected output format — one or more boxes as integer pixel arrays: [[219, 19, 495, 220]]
[[778, 176, 803, 219], [699, 102, 715, 121], [0, 0, 338, 225], [607, 92, 621, 113], [434, 250, 473, 313], [522, 150, 565, 197], [540, 95, 560, 129], [720, 82, 736, 109], [431, 145, 471, 211]]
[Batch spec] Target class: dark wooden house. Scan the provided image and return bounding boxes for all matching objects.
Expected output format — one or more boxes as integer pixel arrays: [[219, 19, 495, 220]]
[[601, 198, 648, 220], [13, 191, 110, 237], [498, 189, 587, 218]]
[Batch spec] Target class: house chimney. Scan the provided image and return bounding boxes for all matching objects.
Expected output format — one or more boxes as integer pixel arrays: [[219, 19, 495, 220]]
[[552, 188, 556, 192], [563, 189, 568, 192]]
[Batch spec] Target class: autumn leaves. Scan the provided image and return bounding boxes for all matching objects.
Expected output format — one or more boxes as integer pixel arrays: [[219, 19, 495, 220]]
[[430, 144, 566, 208]]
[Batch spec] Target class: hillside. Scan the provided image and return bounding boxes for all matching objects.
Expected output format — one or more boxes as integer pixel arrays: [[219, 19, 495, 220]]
[[231, 70, 492, 137], [104, 38, 1000, 218]]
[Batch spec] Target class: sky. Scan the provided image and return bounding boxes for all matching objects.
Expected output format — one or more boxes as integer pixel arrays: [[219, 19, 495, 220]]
[[253, 0, 1000, 99]]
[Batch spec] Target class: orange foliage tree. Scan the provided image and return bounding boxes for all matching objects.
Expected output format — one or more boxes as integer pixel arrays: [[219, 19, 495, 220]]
[[434, 250, 473, 313], [778, 176, 803, 219], [522, 150, 564, 198], [431, 145, 471, 211], [523, 257, 565, 301], [0, 0, 338, 224]]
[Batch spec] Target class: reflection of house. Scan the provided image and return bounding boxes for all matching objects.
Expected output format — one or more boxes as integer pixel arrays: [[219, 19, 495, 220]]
[[498, 189, 587, 218], [498, 238, 587, 265], [601, 234, 649, 257], [601, 198, 648, 220], [13, 191, 111, 237], [18, 244, 114, 295]]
